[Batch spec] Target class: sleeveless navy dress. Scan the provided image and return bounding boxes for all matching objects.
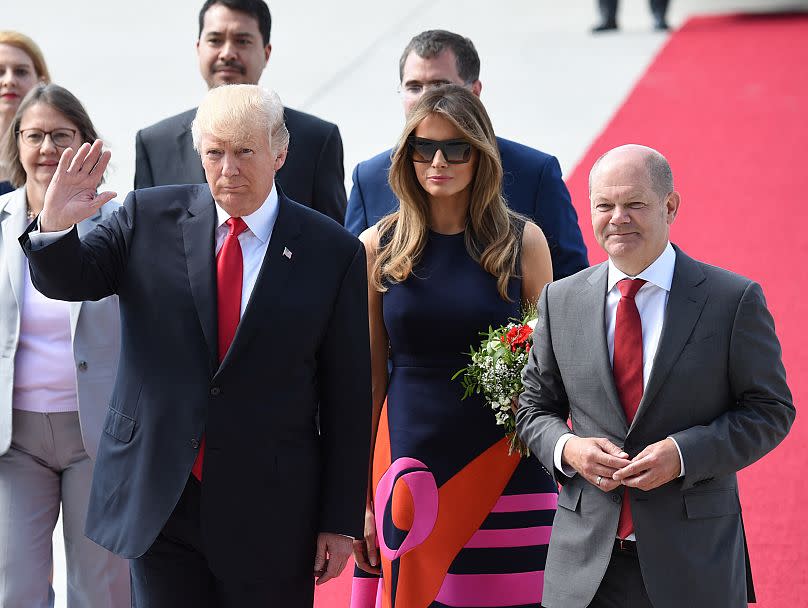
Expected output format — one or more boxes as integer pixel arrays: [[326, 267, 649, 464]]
[[351, 228, 558, 608]]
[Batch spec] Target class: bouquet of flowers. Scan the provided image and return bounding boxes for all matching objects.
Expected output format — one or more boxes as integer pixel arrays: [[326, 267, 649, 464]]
[[452, 307, 537, 457]]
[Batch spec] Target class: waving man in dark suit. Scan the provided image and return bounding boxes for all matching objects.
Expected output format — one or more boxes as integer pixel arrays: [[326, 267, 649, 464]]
[[516, 144, 794, 608], [21, 84, 371, 607]]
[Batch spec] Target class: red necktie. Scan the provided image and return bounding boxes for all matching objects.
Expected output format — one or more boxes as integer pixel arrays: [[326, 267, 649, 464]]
[[192, 217, 248, 481], [613, 278, 646, 538]]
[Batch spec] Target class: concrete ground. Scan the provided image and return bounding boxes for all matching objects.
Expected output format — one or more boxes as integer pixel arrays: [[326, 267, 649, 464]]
[[3, 0, 801, 605]]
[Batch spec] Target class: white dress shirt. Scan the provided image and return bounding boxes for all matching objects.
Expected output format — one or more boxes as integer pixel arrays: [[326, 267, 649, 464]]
[[214, 187, 279, 318], [553, 243, 685, 489]]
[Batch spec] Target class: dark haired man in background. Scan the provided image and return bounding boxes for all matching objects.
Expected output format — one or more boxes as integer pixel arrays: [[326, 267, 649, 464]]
[[134, 0, 347, 222]]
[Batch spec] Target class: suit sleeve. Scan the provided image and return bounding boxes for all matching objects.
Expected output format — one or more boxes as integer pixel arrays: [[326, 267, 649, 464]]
[[311, 124, 347, 224], [516, 283, 575, 483], [134, 130, 155, 189], [20, 192, 136, 302], [316, 240, 373, 536], [671, 282, 795, 490], [344, 163, 369, 236], [534, 156, 588, 280]]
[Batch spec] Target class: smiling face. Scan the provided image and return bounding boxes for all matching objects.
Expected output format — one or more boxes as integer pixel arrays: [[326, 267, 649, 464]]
[[411, 112, 477, 205], [0, 44, 40, 120], [17, 102, 82, 189], [199, 130, 285, 217], [196, 3, 271, 88], [590, 149, 679, 275]]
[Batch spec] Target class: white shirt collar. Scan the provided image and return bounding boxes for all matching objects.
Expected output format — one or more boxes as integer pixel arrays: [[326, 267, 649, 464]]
[[214, 184, 279, 243], [607, 242, 676, 293]]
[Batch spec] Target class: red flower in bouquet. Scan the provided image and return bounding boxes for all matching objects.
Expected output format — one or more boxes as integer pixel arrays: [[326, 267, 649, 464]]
[[505, 324, 533, 351]]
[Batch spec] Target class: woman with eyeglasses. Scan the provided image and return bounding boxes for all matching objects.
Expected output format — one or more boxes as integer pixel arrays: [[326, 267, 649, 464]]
[[0, 84, 129, 606], [0, 31, 50, 196], [351, 84, 557, 607]]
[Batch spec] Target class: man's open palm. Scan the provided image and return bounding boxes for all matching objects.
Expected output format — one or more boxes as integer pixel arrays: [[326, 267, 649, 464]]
[[40, 140, 116, 232]]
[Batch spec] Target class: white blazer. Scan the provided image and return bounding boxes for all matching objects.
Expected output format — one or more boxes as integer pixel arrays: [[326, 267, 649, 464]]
[[0, 186, 120, 459]]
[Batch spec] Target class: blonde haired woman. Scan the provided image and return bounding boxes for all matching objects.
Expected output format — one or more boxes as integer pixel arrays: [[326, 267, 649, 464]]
[[0, 31, 50, 193], [351, 85, 558, 607]]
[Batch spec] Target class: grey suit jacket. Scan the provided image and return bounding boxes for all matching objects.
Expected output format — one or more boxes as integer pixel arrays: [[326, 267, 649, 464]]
[[516, 246, 794, 608], [0, 187, 120, 460]]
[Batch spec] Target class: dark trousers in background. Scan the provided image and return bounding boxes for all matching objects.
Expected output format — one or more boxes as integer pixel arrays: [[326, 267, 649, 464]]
[[598, 0, 670, 26], [130, 477, 314, 608], [587, 543, 654, 608]]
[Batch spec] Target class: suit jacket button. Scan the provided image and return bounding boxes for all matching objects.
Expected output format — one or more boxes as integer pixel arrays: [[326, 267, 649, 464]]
[[210, 387, 221, 396], [191, 439, 200, 449], [77, 361, 88, 371], [612, 494, 621, 503]]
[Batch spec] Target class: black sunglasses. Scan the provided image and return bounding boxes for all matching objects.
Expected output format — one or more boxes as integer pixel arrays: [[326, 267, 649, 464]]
[[407, 137, 473, 164]]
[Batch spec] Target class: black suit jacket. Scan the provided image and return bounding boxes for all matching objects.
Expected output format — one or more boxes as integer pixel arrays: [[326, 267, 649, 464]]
[[135, 107, 347, 223], [21, 186, 372, 582]]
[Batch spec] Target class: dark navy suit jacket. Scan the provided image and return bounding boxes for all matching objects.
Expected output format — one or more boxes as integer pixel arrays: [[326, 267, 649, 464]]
[[344, 137, 588, 279]]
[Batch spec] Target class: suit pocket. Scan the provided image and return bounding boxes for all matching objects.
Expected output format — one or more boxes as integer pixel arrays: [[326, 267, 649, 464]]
[[103, 408, 135, 443], [557, 482, 583, 512], [684, 489, 740, 519]]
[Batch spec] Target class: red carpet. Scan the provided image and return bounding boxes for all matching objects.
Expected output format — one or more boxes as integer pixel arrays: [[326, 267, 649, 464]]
[[564, 12, 808, 605], [317, 11, 808, 607]]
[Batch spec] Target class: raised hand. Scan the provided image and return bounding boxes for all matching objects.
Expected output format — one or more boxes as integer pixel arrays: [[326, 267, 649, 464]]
[[39, 140, 116, 232]]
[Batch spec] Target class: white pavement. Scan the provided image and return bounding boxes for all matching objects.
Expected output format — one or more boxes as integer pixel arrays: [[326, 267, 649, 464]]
[[2, 0, 793, 605]]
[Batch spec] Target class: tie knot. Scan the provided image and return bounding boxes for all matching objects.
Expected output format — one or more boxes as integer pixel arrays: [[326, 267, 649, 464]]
[[617, 278, 647, 299], [226, 217, 248, 237]]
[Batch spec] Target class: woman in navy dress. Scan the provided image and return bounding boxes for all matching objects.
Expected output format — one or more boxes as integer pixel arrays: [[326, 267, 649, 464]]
[[351, 85, 559, 608]]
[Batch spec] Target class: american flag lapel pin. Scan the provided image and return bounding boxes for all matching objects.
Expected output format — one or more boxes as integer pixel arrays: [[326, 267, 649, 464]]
[[283, 247, 293, 260]]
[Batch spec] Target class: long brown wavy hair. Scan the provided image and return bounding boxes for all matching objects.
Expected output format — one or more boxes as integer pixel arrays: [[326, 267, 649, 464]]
[[371, 84, 523, 301]]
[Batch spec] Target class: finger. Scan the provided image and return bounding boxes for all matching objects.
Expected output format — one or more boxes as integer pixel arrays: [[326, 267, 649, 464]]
[[79, 140, 104, 174], [88, 149, 112, 180], [366, 535, 379, 568], [352, 541, 374, 574], [67, 142, 92, 174], [619, 470, 656, 490], [594, 438, 629, 459], [313, 535, 327, 573], [56, 146, 76, 178], [92, 191, 117, 208], [595, 452, 632, 471], [613, 456, 652, 481]]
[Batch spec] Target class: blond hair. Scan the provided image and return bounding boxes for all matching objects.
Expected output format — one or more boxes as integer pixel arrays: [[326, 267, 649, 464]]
[[0, 31, 51, 83], [192, 84, 289, 156], [372, 85, 523, 301]]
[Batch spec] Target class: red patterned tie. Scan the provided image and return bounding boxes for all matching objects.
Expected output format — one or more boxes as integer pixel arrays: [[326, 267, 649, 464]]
[[613, 278, 646, 538], [192, 217, 248, 481]]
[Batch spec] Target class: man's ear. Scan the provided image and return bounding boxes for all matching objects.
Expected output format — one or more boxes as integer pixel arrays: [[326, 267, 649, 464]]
[[471, 80, 482, 97], [273, 146, 288, 172], [264, 43, 272, 64], [666, 191, 681, 224]]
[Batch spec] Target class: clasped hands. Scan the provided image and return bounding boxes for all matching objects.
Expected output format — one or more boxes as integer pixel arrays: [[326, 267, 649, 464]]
[[562, 436, 681, 492]]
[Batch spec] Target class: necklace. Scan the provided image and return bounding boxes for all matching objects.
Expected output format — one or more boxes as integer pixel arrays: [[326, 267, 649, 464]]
[[26, 206, 38, 221]]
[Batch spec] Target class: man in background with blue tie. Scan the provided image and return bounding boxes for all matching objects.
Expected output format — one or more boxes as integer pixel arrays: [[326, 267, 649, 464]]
[[516, 144, 794, 607]]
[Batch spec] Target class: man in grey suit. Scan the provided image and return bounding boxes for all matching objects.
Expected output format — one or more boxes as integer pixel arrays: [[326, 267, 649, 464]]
[[135, 0, 347, 222], [516, 144, 794, 607]]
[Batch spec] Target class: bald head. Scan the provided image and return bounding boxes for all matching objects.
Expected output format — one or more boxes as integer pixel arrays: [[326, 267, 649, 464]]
[[589, 144, 673, 198]]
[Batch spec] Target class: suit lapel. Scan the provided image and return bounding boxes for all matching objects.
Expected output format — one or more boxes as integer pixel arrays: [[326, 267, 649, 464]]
[[179, 115, 206, 184], [215, 193, 302, 377], [1, 189, 28, 314], [584, 263, 629, 433], [629, 248, 707, 433], [181, 192, 218, 372]]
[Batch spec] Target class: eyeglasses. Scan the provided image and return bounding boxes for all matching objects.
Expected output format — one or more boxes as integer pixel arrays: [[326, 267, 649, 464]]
[[407, 137, 473, 164], [16, 128, 77, 149]]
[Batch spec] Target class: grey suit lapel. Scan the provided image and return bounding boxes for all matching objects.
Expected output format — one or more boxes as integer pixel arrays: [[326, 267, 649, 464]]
[[1, 190, 28, 314], [584, 263, 629, 432], [629, 247, 707, 433], [181, 193, 218, 372]]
